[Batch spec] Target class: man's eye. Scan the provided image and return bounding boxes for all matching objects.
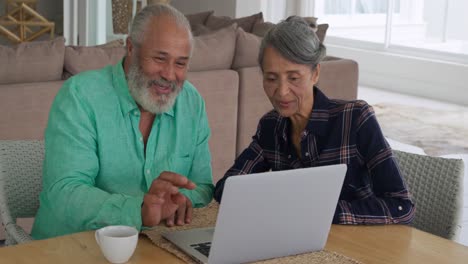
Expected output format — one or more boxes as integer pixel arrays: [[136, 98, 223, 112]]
[[289, 77, 299, 82], [176, 62, 187, 67], [153, 57, 165, 62]]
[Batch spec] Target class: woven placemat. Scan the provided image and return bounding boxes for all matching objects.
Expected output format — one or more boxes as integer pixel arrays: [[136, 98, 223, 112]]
[[142, 202, 361, 264]]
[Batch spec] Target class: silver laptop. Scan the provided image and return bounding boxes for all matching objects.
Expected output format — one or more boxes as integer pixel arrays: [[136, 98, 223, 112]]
[[162, 164, 347, 264]]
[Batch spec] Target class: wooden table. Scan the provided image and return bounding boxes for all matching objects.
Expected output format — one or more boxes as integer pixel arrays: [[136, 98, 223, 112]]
[[1, 225, 467, 263]]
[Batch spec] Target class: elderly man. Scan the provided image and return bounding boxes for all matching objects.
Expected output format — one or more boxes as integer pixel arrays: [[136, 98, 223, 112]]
[[32, 4, 213, 239], [214, 16, 415, 225]]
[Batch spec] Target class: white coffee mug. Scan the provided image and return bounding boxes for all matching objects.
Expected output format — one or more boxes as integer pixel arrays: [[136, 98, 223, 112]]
[[95, 225, 139, 263]]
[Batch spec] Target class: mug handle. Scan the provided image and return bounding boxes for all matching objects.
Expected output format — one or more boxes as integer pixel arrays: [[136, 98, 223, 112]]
[[95, 230, 101, 246]]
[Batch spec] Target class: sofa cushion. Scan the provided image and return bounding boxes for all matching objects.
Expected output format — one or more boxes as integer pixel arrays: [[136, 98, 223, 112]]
[[205, 12, 263, 33], [317, 23, 329, 43], [187, 70, 239, 182], [317, 57, 358, 100], [232, 27, 262, 69], [185, 10, 214, 30], [236, 67, 273, 155], [64, 45, 126, 75], [0, 80, 64, 139], [95, 39, 125, 48], [189, 24, 237, 72], [191, 23, 213, 36], [252, 21, 275, 37], [0, 37, 65, 84]]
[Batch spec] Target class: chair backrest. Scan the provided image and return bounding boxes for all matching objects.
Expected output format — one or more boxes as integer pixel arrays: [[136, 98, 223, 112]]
[[0, 140, 44, 223], [393, 150, 464, 240]]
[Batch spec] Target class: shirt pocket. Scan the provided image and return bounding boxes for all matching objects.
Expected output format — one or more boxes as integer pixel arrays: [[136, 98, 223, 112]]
[[170, 153, 193, 177]]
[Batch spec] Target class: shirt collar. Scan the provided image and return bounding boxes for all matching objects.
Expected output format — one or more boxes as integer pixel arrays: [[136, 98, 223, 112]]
[[112, 58, 175, 117], [277, 86, 331, 141]]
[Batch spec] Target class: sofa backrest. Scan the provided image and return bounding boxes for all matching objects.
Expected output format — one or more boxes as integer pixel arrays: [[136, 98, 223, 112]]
[[0, 12, 359, 183], [0, 37, 65, 85], [0, 81, 64, 140], [187, 70, 239, 182]]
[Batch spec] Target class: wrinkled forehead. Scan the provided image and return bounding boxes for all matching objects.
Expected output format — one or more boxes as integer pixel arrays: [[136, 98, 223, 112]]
[[139, 16, 192, 58]]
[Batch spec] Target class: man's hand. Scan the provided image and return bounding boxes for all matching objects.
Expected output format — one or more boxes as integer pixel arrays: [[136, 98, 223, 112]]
[[165, 195, 193, 227], [141, 171, 195, 227]]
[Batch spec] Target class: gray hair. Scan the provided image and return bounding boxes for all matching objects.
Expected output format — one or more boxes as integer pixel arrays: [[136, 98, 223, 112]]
[[258, 16, 326, 71], [128, 4, 193, 49]]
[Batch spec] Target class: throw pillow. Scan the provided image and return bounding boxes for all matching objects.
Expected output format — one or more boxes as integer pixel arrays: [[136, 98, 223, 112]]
[[252, 21, 275, 37], [95, 39, 125, 48], [64, 45, 126, 75], [189, 24, 237, 72], [0, 37, 65, 84], [232, 27, 262, 69], [185, 10, 214, 30], [191, 24, 213, 36], [205, 12, 263, 33], [317, 24, 329, 43]]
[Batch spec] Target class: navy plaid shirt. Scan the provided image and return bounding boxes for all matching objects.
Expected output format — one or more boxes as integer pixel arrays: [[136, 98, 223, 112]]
[[214, 87, 415, 224]]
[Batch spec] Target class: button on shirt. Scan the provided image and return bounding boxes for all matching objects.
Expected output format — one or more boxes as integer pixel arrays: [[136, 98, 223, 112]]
[[214, 87, 415, 225], [32, 59, 214, 239]]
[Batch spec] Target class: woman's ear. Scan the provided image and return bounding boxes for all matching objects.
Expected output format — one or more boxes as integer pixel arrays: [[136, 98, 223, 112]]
[[312, 64, 321, 84]]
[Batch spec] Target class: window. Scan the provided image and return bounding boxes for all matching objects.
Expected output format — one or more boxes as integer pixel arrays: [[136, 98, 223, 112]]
[[311, 0, 468, 63]]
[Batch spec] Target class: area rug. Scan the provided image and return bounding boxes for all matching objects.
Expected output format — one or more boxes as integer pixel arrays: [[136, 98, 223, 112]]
[[142, 202, 361, 264], [373, 103, 468, 156]]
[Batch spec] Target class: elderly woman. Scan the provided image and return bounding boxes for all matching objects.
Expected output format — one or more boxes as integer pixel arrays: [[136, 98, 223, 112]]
[[214, 16, 415, 225]]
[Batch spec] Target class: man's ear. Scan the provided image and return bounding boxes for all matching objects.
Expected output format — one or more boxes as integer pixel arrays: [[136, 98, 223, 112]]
[[312, 64, 321, 84], [126, 37, 134, 57]]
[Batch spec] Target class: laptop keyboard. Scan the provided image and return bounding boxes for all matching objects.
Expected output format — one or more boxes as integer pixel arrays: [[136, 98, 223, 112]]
[[190, 242, 212, 257]]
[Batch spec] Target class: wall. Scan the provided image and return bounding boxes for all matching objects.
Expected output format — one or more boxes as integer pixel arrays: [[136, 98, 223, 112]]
[[171, 0, 236, 17], [235, 0, 262, 18], [171, 0, 270, 19], [327, 44, 468, 106], [0, 0, 63, 45], [447, 1, 468, 40]]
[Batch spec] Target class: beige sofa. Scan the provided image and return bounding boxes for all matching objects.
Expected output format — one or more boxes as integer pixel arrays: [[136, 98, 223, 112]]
[[0, 22, 358, 184], [0, 12, 358, 241]]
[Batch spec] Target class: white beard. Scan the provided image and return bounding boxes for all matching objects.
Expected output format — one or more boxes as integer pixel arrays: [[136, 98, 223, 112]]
[[127, 54, 182, 114]]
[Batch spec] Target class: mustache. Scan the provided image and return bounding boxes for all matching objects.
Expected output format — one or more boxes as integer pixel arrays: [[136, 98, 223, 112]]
[[148, 79, 177, 91]]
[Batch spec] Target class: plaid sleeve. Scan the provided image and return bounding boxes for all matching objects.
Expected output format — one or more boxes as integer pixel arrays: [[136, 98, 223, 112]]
[[334, 104, 415, 224]]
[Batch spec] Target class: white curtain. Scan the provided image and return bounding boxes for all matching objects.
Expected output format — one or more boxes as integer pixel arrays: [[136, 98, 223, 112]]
[[324, 0, 350, 14], [261, 0, 396, 21], [356, 0, 389, 14], [318, 0, 395, 15], [261, 0, 305, 23]]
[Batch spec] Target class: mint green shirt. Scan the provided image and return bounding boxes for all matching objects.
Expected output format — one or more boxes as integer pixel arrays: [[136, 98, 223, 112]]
[[31, 60, 214, 239]]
